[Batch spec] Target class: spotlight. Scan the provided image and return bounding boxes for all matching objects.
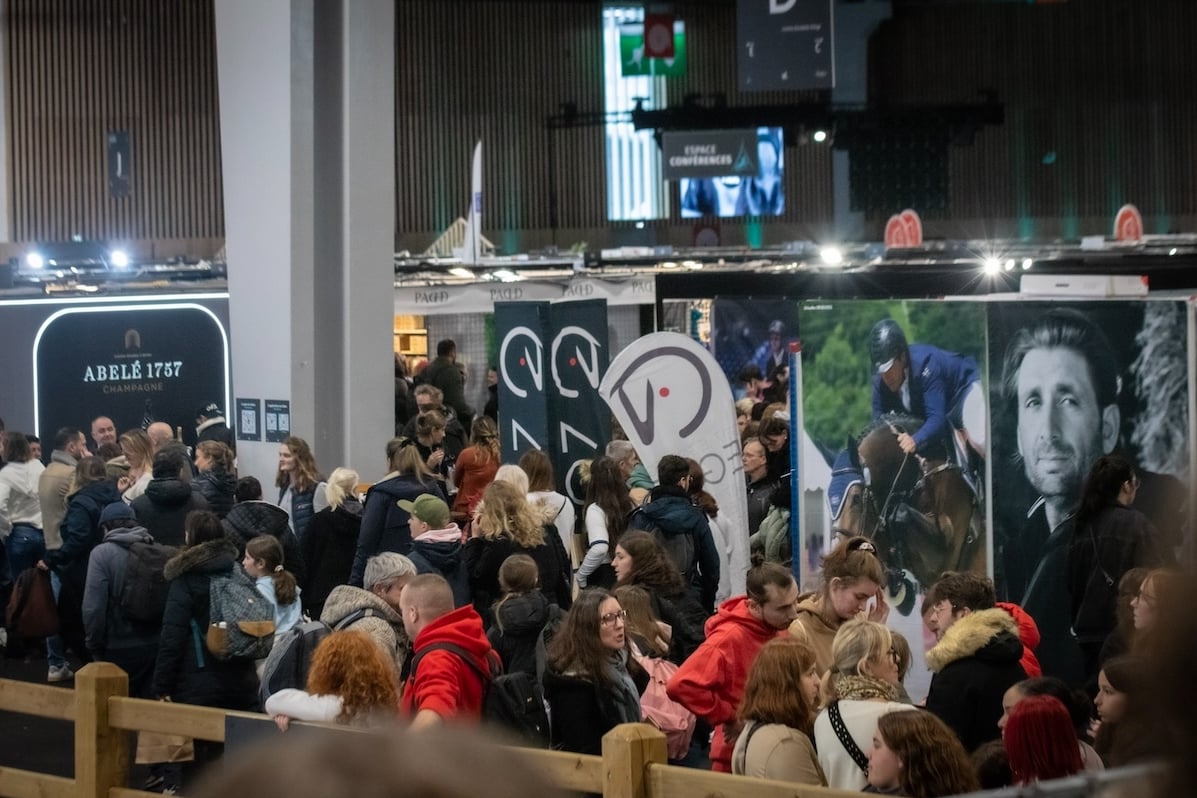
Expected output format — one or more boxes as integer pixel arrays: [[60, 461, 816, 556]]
[[1004, 259, 1015, 272], [982, 257, 1001, 276], [491, 269, 519, 282], [813, 130, 828, 143], [448, 267, 474, 278], [25, 252, 44, 269], [1021, 258, 1033, 270], [109, 249, 130, 269], [819, 246, 844, 266]]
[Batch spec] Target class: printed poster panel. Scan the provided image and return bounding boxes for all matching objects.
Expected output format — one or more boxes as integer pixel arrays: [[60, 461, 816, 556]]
[[495, 302, 552, 464], [710, 297, 799, 390], [800, 299, 988, 702], [34, 304, 229, 443], [988, 300, 1189, 686], [547, 300, 611, 497], [600, 332, 750, 598]]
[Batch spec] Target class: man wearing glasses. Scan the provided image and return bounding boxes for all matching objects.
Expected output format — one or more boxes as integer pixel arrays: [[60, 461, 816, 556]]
[[923, 572, 1027, 753]]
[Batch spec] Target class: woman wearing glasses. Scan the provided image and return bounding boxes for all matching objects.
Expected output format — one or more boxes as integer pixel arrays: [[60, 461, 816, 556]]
[[1066, 454, 1167, 684], [542, 588, 645, 754], [812, 619, 915, 791]]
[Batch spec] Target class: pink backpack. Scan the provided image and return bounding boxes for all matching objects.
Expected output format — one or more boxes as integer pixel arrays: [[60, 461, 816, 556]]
[[633, 652, 696, 759]]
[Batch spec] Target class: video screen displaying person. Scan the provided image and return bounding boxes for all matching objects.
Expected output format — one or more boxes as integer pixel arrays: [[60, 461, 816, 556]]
[[679, 127, 784, 218]]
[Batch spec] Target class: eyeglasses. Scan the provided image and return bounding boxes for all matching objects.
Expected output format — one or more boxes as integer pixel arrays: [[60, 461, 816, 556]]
[[600, 609, 628, 627]]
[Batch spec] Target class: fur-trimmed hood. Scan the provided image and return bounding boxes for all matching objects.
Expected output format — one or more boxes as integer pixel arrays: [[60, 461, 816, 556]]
[[925, 607, 1022, 672], [163, 537, 239, 581]]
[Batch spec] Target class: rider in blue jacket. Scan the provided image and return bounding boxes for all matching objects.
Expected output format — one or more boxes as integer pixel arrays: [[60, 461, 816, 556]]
[[869, 319, 986, 463]]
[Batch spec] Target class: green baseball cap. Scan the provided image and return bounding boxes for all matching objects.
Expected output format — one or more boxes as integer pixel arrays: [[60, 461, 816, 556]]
[[397, 494, 451, 528]]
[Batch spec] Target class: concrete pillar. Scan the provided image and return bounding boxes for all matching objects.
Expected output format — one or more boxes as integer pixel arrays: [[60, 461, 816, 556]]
[[214, 0, 394, 484], [832, 0, 891, 242]]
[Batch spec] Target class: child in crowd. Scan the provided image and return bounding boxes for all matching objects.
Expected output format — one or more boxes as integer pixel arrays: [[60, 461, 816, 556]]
[[242, 535, 302, 638], [486, 554, 561, 678]]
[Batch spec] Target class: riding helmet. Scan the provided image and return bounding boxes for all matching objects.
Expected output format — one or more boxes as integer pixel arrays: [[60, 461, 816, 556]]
[[869, 319, 908, 373]]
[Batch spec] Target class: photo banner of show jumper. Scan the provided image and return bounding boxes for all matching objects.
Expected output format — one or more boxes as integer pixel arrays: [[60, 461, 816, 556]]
[[600, 332, 750, 597], [495, 300, 611, 496]]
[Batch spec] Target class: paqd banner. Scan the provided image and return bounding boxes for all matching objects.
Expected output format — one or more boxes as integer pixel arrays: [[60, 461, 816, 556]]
[[547, 300, 611, 496], [34, 303, 229, 441], [599, 332, 749, 597], [662, 129, 760, 180], [738, 0, 834, 92], [496, 302, 553, 464]]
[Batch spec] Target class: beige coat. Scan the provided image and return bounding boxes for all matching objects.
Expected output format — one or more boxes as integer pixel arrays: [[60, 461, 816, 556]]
[[731, 721, 826, 786], [38, 455, 75, 550], [788, 593, 839, 675]]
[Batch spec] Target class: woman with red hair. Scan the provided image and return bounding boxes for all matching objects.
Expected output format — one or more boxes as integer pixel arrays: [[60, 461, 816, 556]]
[[264, 630, 400, 729], [1003, 695, 1083, 785]]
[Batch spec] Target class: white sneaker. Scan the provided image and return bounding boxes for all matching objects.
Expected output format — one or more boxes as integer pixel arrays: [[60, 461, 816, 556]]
[[47, 664, 74, 683]]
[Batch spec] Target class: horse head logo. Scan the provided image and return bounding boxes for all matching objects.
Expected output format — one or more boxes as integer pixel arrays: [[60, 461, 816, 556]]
[[499, 326, 543, 399], [551, 325, 603, 399], [602, 345, 711, 446]]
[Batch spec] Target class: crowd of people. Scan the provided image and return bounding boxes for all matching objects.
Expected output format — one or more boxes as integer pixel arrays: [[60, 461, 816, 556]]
[[0, 333, 1189, 797]]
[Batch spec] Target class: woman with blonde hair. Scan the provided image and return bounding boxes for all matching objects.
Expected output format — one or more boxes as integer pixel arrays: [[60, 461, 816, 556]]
[[813, 619, 915, 791], [867, 711, 979, 796], [274, 436, 327, 541], [732, 637, 826, 785], [194, 440, 236, 518], [452, 416, 501, 520], [118, 428, 155, 502], [790, 535, 889, 674], [301, 467, 363, 618], [520, 449, 575, 567], [264, 630, 399, 728], [466, 480, 570, 625], [351, 437, 445, 587]]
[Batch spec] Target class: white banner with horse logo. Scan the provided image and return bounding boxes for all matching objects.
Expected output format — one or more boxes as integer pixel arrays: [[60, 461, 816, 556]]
[[599, 332, 750, 599]]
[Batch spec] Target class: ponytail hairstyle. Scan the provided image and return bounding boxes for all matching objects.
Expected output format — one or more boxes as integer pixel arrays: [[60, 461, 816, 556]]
[[493, 554, 539, 634], [246, 535, 298, 606], [196, 440, 235, 473], [324, 467, 360, 510], [820, 535, 886, 598]]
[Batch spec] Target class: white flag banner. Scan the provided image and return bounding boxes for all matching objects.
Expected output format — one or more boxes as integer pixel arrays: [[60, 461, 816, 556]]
[[599, 332, 750, 598]]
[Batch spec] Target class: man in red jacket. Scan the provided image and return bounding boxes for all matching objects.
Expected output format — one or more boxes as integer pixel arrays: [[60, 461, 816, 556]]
[[399, 573, 495, 729], [666, 562, 798, 772]]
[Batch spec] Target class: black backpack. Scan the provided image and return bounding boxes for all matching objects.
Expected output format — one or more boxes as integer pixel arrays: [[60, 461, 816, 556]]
[[258, 608, 394, 704], [119, 541, 179, 626], [405, 642, 552, 748]]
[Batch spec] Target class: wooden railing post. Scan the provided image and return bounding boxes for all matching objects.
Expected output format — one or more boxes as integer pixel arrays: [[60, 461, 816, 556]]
[[75, 662, 131, 798], [601, 723, 668, 798]]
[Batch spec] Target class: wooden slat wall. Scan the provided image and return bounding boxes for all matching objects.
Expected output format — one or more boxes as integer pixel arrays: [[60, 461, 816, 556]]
[[4, 0, 222, 244], [393, 0, 836, 241], [873, 0, 1197, 229]]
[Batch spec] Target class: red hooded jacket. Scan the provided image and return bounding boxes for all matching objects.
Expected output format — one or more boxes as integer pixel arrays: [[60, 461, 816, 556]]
[[401, 605, 495, 721], [997, 601, 1042, 678], [665, 596, 787, 772]]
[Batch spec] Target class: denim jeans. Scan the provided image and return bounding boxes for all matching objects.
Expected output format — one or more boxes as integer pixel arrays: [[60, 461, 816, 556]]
[[6, 525, 45, 582], [46, 570, 67, 667]]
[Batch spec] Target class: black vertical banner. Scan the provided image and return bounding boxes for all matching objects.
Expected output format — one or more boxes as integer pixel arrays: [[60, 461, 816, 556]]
[[496, 302, 552, 463], [547, 300, 611, 495]]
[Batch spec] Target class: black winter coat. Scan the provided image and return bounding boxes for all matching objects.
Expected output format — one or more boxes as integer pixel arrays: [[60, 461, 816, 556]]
[[409, 537, 471, 608], [47, 479, 122, 591], [131, 477, 209, 548], [486, 591, 561, 678], [543, 666, 647, 755], [351, 474, 446, 586], [464, 533, 571, 628], [151, 537, 259, 710], [192, 467, 236, 519], [222, 500, 307, 589], [300, 500, 363, 618]]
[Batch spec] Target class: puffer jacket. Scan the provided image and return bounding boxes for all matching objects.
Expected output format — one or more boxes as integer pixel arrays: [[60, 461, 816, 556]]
[[486, 591, 561, 678], [351, 474, 446, 586], [46, 479, 122, 590], [131, 477, 209, 548], [409, 523, 470, 607], [151, 537, 259, 710], [82, 525, 163, 657], [222, 500, 306, 589], [192, 467, 236, 519], [631, 486, 720, 612]]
